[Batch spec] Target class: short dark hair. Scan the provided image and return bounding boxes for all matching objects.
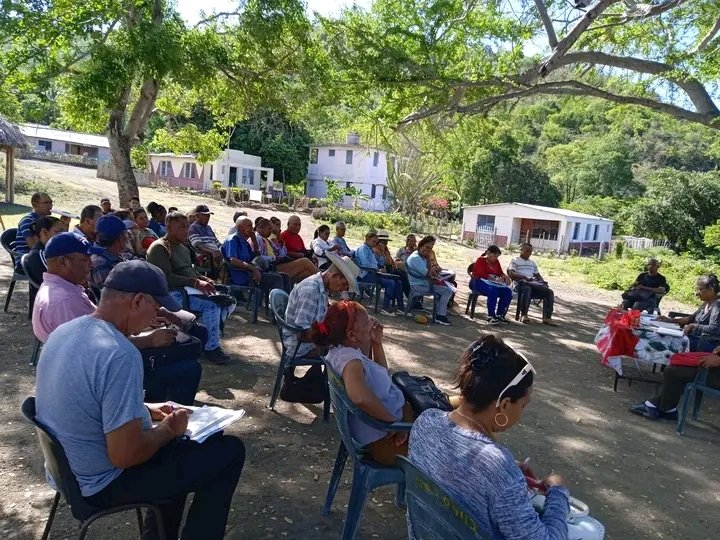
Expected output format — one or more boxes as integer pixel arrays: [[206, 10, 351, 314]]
[[132, 208, 147, 219], [418, 235, 435, 249], [98, 234, 124, 248], [521, 242, 533, 249], [168, 206, 178, 213], [31, 215, 61, 236], [30, 192, 49, 205], [80, 205, 102, 223], [315, 224, 330, 238], [165, 211, 187, 226], [270, 216, 281, 225], [114, 209, 132, 220], [483, 245, 502, 256], [130, 196, 140, 202], [365, 232, 378, 241]]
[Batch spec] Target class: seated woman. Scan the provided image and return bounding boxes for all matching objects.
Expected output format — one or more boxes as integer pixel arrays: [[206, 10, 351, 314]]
[[26, 216, 66, 308], [656, 274, 720, 352], [470, 245, 513, 325], [263, 217, 318, 284], [129, 207, 158, 258], [356, 232, 405, 316], [146, 201, 167, 237], [311, 224, 340, 270], [405, 236, 453, 325], [409, 335, 603, 539]]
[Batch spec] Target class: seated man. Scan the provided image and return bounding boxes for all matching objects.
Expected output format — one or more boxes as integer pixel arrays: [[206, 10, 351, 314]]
[[100, 197, 115, 215], [188, 204, 223, 274], [14, 191, 53, 270], [33, 232, 202, 405], [90, 215, 136, 288], [280, 215, 311, 260], [35, 260, 245, 539], [621, 258, 668, 312], [264, 217, 318, 284], [72, 204, 103, 242], [355, 232, 405, 316], [25, 216, 65, 309], [508, 243, 557, 326], [630, 347, 720, 420], [147, 212, 235, 365], [330, 221, 355, 257], [284, 253, 359, 360]]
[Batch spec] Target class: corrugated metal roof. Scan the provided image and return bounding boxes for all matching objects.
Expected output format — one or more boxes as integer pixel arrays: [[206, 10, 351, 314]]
[[19, 123, 109, 148], [462, 202, 613, 222]]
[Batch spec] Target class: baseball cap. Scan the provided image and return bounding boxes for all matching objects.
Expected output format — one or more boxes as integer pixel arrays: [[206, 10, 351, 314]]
[[103, 260, 181, 311], [45, 232, 103, 258], [96, 215, 134, 243], [100, 197, 110, 204], [194, 204, 213, 215]]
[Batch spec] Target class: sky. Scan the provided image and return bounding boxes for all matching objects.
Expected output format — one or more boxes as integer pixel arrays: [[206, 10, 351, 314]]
[[175, 0, 373, 23]]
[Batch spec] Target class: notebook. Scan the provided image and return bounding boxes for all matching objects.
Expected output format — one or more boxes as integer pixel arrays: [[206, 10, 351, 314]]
[[165, 402, 246, 443]]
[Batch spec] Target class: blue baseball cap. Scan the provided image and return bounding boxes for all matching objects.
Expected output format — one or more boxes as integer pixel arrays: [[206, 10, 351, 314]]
[[96, 215, 133, 243], [45, 232, 103, 258], [103, 260, 181, 311]]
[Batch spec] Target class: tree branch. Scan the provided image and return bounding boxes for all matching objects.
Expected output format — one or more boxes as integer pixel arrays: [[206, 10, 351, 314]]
[[194, 11, 243, 28], [123, 78, 159, 140], [533, 0, 558, 48], [693, 16, 720, 53]]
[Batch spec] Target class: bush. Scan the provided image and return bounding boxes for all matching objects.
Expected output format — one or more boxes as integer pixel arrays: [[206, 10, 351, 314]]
[[321, 208, 411, 235], [211, 181, 222, 191], [311, 207, 328, 220], [614, 241, 624, 259]]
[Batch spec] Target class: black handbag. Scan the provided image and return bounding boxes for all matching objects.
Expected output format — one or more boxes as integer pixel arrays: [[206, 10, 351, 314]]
[[141, 335, 203, 372], [280, 364, 328, 404], [391, 371, 453, 415]]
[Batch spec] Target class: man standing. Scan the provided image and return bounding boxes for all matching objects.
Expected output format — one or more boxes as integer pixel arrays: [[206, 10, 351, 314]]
[[147, 212, 234, 364], [35, 260, 245, 539], [507, 243, 557, 326], [14, 191, 53, 269], [188, 204, 223, 271], [280, 215, 309, 259], [100, 197, 115, 215], [72, 204, 103, 242], [330, 221, 355, 257]]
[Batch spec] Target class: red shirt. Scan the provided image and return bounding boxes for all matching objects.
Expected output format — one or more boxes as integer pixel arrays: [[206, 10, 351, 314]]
[[280, 229, 306, 253], [472, 257, 505, 279]]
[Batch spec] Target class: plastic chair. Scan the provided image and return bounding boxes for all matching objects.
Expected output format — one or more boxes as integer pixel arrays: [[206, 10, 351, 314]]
[[322, 365, 412, 540], [1, 228, 29, 312], [20, 397, 166, 540], [677, 367, 720, 434], [513, 284, 545, 321], [397, 456, 490, 540], [465, 263, 482, 319], [403, 265, 439, 323], [357, 266, 402, 314], [268, 289, 330, 421]]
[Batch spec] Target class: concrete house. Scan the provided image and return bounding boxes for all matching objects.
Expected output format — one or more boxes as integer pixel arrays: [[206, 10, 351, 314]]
[[462, 203, 614, 254], [306, 133, 393, 211], [19, 123, 111, 162], [148, 149, 274, 193]]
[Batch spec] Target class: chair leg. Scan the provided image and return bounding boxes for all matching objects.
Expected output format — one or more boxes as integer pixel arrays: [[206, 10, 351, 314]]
[[341, 463, 371, 540], [269, 358, 287, 410], [322, 371, 331, 422], [41, 492, 60, 540], [4, 279, 16, 312], [677, 383, 694, 435], [322, 442, 348, 515], [613, 372, 619, 392], [136, 508, 144, 533], [394, 480, 406, 509], [692, 388, 704, 420], [374, 285, 381, 314], [30, 337, 41, 367], [148, 505, 166, 540]]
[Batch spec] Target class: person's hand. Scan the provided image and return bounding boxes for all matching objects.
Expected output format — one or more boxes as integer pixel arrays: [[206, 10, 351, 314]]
[[543, 473, 566, 488], [503, 275, 511, 285], [156, 308, 183, 327], [394, 432, 409, 447], [147, 402, 192, 421], [251, 267, 262, 284], [699, 354, 720, 368], [195, 280, 216, 295], [712, 345, 720, 355], [369, 317, 383, 345], [148, 328, 177, 348], [160, 408, 190, 437], [149, 316, 170, 328], [329, 244, 341, 252], [683, 323, 696, 335], [212, 250, 223, 262], [517, 459, 536, 479]]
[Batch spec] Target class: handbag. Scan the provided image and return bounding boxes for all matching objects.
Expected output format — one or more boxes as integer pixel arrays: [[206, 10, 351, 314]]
[[391, 371, 453, 415], [279, 364, 328, 404], [140, 333, 203, 372]]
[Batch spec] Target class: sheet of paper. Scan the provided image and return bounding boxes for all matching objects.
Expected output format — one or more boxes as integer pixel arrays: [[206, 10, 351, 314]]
[[654, 327, 685, 338], [165, 402, 246, 443], [649, 320, 682, 330]]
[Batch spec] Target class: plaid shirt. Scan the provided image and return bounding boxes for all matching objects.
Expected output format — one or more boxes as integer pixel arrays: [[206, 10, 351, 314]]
[[90, 249, 129, 288], [283, 272, 328, 358]]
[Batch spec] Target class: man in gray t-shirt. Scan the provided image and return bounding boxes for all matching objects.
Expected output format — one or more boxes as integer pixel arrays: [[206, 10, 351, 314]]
[[35, 260, 246, 539]]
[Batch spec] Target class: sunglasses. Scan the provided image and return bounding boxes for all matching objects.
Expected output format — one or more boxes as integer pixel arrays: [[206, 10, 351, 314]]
[[496, 352, 536, 408]]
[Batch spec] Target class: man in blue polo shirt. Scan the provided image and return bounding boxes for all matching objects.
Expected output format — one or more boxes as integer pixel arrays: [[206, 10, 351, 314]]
[[15, 192, 53, 270], [222, 217, 261, 287]]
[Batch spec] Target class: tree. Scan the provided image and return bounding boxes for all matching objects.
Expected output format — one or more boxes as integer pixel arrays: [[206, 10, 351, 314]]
[[322, 0, 720, 131]]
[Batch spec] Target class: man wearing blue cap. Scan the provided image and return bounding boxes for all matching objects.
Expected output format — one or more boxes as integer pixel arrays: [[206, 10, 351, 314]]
[[36, 260, 245, 540], [90, 214, 136, 288]]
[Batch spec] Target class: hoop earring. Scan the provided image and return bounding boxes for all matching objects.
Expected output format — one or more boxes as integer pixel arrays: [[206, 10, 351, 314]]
[[494, 412, 509, 428]]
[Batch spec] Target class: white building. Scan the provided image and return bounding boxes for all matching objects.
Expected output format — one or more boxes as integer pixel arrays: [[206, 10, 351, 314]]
[[19, 123, 111, 162], [306, 133, 392, 211], [148, 149, 274, 193], [461, 203, 614, 254]]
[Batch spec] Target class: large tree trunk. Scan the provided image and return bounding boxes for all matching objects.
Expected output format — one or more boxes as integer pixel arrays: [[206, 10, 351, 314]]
[[107, 126, 139, 207]]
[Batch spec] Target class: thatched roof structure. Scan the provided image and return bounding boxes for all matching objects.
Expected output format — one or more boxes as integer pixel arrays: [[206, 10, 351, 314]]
[[0, 115, 28, 204]]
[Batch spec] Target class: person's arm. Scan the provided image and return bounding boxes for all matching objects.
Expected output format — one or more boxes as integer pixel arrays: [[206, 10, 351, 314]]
[[355, 245, 378, 269], [492, 478, 569, 540], [406, 254, 428, 278], [690, 302, 720, 336], [472, 258, 487, 279], [341, 360, 396, 422], [497, 261, 511, 285], [106, 412, 188, 468], [129, 328, 177, 350], [223, 237, 260, 283], [506, 259, 525, 282], [146, 244, 197, 288]]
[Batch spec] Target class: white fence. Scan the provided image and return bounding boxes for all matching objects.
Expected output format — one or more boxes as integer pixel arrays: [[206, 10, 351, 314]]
[[618, 236, 670, 250], [97, 162, 151, 186]]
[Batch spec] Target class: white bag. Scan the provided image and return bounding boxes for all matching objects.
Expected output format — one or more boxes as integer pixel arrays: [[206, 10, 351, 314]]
[[531, 493, 605, 540]]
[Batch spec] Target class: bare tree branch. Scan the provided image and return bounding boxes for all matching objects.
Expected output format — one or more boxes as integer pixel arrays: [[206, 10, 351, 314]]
[[693, 16, 720, 53], [194, 11, 243, 28], [533, 0, 558, 48]]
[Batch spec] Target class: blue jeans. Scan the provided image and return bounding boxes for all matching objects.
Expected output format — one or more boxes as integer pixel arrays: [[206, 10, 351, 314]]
[[359, 274, 404, 310], [470, 279, 513, 318], [170, 292, 227, 351], [689, 335, 718, 353]]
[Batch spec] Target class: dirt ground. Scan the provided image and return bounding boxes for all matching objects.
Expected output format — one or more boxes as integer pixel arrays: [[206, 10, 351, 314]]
[[0, 160, 719, 539]]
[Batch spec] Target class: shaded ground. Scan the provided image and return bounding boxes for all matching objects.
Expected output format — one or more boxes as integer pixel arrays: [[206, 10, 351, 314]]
[[0, 161, 719, 539]]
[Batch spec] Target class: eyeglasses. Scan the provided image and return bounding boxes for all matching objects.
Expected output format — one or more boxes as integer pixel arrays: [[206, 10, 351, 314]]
[[496, 352, 536, 408], [39, 199, 53, 205]]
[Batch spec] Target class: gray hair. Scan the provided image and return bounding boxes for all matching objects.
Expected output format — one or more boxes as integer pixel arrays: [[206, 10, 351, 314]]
[[335, 221, 346, 229], [99, 287, 137, 303], [235, 216, 252, 226]]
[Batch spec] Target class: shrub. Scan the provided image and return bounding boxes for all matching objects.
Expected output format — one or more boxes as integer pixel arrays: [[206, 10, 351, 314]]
[[211, 181, 222, 191], [320, 208, 411, 235], [311, 207, 328, 220], [614, 241, 624, 259]]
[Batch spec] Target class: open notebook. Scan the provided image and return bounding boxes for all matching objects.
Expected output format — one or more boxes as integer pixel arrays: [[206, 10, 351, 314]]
[[164, 402, 246, 443]]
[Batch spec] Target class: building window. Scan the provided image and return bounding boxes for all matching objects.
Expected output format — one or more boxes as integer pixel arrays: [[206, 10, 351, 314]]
[[310, 148, 318, 164], [382, 186, 387, 200], [328, 149, 335, 157], [476, 215, 495, 229], [345, 181, 352, 189], [373, 152, 379, 167], [221, 165, 226, 176], [371, 184, 377, 198], [181, 162, 196, 178], [584, 223, 592, 241], [573, 222, 581, 240], [38, 140, 52, 151], [209, 164, 214, 180], [593, 224, 599, 241], [159, 160, 171, 176], [345, 150, 353, 165]]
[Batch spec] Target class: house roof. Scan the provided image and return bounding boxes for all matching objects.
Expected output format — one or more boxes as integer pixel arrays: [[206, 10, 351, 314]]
[[0, 116, 28, 148], [462, 202, 613, 222], [19, 123, 109, 148]]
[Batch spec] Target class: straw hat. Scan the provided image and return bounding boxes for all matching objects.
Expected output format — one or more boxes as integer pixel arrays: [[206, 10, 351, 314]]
[[376, 229, 390, 242], [326, 252, 360, 294]]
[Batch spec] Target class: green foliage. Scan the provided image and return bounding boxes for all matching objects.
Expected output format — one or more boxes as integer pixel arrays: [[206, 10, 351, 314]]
[[323, 180, 345, 206], [703, 222, 720, 250], [323, 207, 410, 235], [150, 125, 225, 163], [345, 185, 369, 209]]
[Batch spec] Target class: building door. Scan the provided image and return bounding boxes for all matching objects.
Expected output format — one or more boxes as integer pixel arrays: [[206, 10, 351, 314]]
[[229, 167, 238, 187]]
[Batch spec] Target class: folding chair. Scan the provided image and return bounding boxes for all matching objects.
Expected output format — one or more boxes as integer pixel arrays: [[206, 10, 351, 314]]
[[465, 263, 482, 319], [322, 365, 412, 540], [397, 456, 490, 539], [268, 289, 330, 421], [21, 397, 165, 540], [1, 228, 29, 312]]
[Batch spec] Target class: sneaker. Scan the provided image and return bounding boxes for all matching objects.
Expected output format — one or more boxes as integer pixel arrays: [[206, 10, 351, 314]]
[[380, 308, 396, 317], [629, 402, 677, 420], [435, 315, 451, 326], [204, 347, 231, 365], [521, 316, 531, 324], [486, 316, 501, 325], [497, 315, 511, 324]]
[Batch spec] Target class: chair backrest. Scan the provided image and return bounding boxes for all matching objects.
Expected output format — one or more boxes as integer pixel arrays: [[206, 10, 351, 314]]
[[467, 262, 474, 276], [1, 228, 19, 265], [269, 288, 292, 350], [21, 253, 42, 289], [20, 397, 97, 521], [324, 365, 368, 459], [397, 456, 490, 540]]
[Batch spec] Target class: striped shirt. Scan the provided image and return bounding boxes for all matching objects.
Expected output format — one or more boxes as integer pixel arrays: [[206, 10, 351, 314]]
[[14, 212, 40, 268], [188, 223, 221, 251], [508, 256, 539, 280]]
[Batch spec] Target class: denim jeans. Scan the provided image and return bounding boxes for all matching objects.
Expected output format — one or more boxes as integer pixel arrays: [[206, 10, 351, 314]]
[[87, 435, 245, 540], [359, 274, 405, 310], [470, 279, 513, 318], [170, 292, 228, 351]]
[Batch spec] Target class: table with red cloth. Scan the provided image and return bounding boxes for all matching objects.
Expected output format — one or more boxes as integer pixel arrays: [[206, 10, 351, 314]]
[[594, 309, 690, 376]]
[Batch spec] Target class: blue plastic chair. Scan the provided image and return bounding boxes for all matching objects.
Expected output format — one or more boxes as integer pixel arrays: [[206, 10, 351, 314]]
[[397, 456, 490, 540], [268, 289, 330, 421], [322, 363, 412, 540], [404, 265, 439, 323], [677, 367, 720, 434]]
